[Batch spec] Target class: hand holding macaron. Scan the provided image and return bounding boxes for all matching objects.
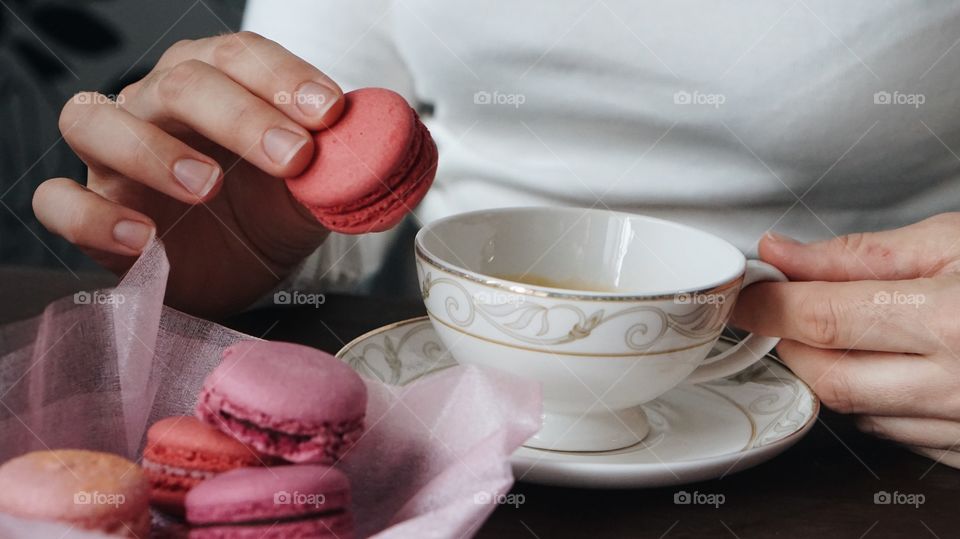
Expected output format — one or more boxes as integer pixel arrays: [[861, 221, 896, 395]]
[[33, 32, 437, 318]]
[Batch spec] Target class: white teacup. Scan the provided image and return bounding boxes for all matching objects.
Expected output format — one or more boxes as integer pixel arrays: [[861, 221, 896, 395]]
[[415, 207, 786, 452]]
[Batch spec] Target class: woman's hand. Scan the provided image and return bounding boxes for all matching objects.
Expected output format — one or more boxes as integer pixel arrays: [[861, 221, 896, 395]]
[[733, 213, 960, 468], [32, 32, 343, 318]]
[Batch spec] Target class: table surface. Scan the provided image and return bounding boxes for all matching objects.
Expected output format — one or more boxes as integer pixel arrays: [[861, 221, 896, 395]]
[[1, 266, 956, 539]]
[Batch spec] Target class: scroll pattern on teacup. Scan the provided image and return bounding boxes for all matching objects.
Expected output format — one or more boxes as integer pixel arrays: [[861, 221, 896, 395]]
[[420, 271, 740, 352]]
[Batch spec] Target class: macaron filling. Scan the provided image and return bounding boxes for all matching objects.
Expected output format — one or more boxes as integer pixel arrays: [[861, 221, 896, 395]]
[[210, 406, 364, 463], [142, 458, 217, 480]]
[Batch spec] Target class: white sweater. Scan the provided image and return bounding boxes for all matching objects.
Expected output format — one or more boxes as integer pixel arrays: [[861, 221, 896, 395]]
[[244, 0, 960, 291]]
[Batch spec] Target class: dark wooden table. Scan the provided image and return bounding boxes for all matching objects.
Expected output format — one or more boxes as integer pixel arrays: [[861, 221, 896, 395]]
[[2, 267, 957, 538]]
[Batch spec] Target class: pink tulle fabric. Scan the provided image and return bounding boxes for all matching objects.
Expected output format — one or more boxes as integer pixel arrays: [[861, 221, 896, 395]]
[[0, 240, 542, 538]]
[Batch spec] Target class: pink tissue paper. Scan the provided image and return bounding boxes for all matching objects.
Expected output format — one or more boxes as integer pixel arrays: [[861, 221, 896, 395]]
[[0, 240, 542, 538]]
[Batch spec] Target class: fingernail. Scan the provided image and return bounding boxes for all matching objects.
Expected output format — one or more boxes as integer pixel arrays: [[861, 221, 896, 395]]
[[295, 81, 338, 117], [765, 231, 802, 245], [173, 158, 219, 197], [263, 128, 309, 165], [113, 220, 154, 252]]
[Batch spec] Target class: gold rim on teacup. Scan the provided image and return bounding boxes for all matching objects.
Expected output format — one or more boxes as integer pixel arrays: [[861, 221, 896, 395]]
[[413, 242, 744, 303]]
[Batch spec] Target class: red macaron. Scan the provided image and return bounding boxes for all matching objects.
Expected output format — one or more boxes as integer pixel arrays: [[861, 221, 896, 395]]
[[285, 87, 438, 234], [143, 416, 270, 516]]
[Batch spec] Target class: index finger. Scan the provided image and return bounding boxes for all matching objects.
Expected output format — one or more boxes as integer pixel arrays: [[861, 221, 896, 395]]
[[151, 32, 344, 129], [732, 279, 940, 354]]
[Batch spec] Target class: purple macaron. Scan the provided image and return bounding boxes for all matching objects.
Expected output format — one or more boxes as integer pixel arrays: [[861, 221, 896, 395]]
[[186, 465, 354, 539], [196, 341, 367, 464]]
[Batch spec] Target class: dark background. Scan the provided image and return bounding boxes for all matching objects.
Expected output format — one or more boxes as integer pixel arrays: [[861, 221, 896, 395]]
[[0, 0, 245, 270]]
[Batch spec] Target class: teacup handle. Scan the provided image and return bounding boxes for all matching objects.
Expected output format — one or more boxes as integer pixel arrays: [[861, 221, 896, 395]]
[[684, 260, 788, 384]]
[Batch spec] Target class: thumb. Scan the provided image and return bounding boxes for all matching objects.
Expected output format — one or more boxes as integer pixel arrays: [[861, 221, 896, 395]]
[[759, 214, 960, 282]]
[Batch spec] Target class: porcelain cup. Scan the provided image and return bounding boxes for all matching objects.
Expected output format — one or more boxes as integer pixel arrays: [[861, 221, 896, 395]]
[[415, 207, 787, 451]]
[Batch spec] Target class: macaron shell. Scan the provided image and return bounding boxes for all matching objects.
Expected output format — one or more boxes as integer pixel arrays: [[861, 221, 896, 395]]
[[188, 511, 354, 539], [144, 416, 269, 515], [144, 416, 266, 473], [186, 466, 350, 525], [311, 118, 438, 234], [0, 450, 150, 537], [197, 341, 366, 428], [287, 88, 417, 208], [285, 87, 438, 234]]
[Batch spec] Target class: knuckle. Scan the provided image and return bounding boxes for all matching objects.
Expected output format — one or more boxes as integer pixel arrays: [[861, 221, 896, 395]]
[[816, 371, 859, 414], [157, 38, 193, 66], [854, 416, 888, 438], [235, 30, 267, 45], [273, 64, 309, 92], [129, 132, 163, 171], [836, 232, 868, 256], [212, 31, 264, 68], [799, 294, 846, 347], [62, 202, 94, 245], [157, 60, 205, 104], [223, 101, 263, 140], [118, 81, 143, 105], [59, 92, 97, 134]]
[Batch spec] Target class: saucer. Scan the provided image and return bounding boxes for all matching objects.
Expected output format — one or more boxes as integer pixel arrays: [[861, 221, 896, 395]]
[[336, 317, 819, 489]]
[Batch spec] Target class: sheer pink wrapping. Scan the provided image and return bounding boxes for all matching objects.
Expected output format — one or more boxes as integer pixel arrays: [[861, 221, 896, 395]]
[[0, 240, 542, 538]]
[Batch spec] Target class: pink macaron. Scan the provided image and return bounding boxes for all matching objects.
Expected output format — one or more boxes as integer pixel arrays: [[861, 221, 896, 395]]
[[185, 465, 354, 539], [196, 341, 367, 464], [0, 450, 150, 537], [285, 87, 438, 234]]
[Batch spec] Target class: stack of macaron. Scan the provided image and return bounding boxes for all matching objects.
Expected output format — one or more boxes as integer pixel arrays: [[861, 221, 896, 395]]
[[153, 340, 367, 538], [286, 87, 438, 234], [0, 341, 367, 538]]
